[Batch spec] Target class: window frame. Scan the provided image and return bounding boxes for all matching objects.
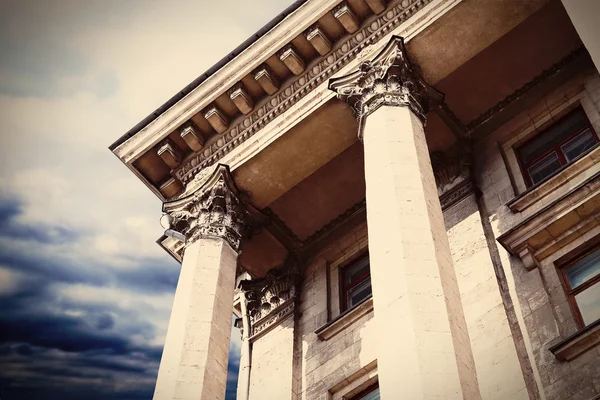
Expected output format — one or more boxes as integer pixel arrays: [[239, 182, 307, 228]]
[[348, 383, 379, 400], [516, 107, 598, 188], [558, 246, 600, 329], [339, 252, 372, 313]]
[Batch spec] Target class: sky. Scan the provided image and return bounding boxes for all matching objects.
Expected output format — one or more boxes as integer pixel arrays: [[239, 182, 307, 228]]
[[0, 1, 286, 399]]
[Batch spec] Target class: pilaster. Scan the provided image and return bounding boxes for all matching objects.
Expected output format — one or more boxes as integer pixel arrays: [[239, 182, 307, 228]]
[[330, 36, 480, 399], [238, 262, 300, 400]]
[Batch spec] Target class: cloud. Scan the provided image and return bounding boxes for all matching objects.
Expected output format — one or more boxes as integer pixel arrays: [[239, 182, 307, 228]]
[[0, 0, 287, 398]]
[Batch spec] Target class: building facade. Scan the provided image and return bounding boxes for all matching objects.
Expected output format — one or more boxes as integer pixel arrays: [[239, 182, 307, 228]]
[[109, 0, 600, 399]]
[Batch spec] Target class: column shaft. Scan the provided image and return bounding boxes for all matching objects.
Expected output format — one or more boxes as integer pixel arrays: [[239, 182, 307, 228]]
[[363, 105, 479, 399], [154, 237, 237, 400]]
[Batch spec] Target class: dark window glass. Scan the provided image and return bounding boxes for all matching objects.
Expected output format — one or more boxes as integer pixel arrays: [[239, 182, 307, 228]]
[[341, 254, 372, 311], [351, 386, 380, 400], [561, 247, 600, 327], [517, 108, 598, 186], [561, 129, 596, 161]]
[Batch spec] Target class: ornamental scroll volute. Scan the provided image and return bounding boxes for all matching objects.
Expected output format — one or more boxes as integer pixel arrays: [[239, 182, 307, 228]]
[[329, 35, 443, 140], [163, 164, 263, 251], [238, 258, 300, 340]]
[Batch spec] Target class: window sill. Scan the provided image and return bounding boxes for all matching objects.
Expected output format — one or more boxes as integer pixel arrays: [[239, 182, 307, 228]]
[[549, 318, 600, 361], [507, 143, 600, 213], [315, 297, 373, 341]]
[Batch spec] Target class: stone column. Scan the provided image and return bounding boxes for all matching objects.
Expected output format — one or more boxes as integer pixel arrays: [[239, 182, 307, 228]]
[[330, 36, 480, 399], [154, 165, 254, 400], [561, 0, 600, 72]]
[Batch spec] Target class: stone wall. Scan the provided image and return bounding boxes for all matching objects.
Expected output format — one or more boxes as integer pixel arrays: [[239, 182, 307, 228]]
[[248, 316, 296, 399], [296, 223, 379, 400], [444, 193, 530, 400], [475, 69, 600, 400]]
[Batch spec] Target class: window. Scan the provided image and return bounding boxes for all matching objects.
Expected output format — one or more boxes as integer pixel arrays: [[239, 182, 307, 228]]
[[517, 107, 598, 187], [340, 253, 372, 312], [560, 246, 600, 327], [350, 385, 380, 400]]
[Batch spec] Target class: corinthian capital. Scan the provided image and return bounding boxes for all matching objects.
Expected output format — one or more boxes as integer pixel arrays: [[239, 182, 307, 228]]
[[329, 36, 443, 139], [163, 164, 259, 251], [238, 258, 300, 339]]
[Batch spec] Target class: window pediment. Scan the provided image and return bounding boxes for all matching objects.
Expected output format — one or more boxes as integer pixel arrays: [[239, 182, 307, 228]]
[[498, 172, 600, 270]]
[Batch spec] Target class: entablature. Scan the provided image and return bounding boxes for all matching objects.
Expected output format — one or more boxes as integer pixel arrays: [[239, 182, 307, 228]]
[[110, 0, 557, 204]]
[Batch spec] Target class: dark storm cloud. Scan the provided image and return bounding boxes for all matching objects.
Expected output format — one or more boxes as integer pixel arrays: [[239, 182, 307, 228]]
[[115, 256, 179, 293], [0, 196, 165, 399], [0, 195, 178, 293], [0, 342, 157, 400], [96, 313, 115, 330], [226, 350, 241, 400], [0, 197, 79, 244]]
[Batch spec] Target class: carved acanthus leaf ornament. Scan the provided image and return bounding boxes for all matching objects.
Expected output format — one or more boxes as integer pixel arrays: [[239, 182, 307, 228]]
[[163, 164, 260, 251], [238, 259, 300, 339], [329, 36, 443, 139]]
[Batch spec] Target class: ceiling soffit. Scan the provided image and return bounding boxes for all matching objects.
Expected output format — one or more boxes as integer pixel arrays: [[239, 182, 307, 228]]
[[436, 0, 583, 126]]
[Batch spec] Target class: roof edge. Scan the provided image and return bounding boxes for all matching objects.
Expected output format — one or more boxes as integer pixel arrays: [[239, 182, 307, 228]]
[[109, 0, 309, 151]]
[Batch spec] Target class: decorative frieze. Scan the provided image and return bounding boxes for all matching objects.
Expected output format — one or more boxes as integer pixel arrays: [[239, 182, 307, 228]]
[[439, 180, 474, 211], [329, 35, 443, 140], [238, 262, 300, 340], [174, 0, 433, 185], [163, 164, 258, 251]]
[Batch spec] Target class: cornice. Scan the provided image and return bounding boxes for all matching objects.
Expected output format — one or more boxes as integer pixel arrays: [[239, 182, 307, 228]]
[[173, 0, 435, 185], [113, 0, 342, 165]]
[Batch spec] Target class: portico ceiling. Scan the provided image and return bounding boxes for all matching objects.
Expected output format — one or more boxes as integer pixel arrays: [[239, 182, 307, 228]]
[[435, 0, 584, 126]]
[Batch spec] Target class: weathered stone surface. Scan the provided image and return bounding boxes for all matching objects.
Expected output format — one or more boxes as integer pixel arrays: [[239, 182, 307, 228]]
[[154, 237, 237, 400]]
